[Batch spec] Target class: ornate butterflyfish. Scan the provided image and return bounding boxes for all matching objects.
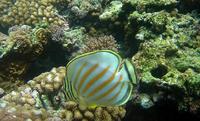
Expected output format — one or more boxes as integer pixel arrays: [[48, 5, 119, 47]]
[[63, 50, 137, 107]]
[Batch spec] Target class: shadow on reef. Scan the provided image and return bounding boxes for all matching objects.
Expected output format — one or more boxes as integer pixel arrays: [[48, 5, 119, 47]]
[[179, 0, 200, 12], [124, 99, 200, 121], [24, 40, 70, 81]]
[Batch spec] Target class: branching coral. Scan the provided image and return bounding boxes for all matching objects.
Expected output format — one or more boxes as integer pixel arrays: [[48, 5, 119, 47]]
[[48, 22, 69, 43], [0, 66, 126, 121], [80, 35, 120, 54], [0, 0, 66, 27]]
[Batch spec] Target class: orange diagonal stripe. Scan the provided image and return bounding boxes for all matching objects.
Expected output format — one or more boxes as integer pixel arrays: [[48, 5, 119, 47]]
[[106, 81, 125, 104], [82, 65, 110, 93], [87, 70, 117, 97], [95, 75, 123, 101], [73, 62, 88, 90], [77, 63, 99, 93]]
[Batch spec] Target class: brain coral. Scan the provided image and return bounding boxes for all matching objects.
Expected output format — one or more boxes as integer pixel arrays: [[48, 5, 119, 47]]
[[0, 0, 66, 27]]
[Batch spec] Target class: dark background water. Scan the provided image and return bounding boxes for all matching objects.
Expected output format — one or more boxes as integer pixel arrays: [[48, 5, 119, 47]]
[[124, 100, 200, 121]]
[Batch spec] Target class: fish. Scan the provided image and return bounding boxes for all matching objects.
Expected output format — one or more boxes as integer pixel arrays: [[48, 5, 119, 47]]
[[63, 50, 137, 107]]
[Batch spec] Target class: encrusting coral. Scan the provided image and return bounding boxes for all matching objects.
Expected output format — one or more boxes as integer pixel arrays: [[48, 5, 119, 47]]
[[99, 1, 123, 21], [0, 0, 66, 27], [49, 26, 86, 53], [66, 0, 108, 19], [0, 67, 126, 121], [128, 2, 200, 112], [124, 0, 178, 8], [0, 25, 49, 92]]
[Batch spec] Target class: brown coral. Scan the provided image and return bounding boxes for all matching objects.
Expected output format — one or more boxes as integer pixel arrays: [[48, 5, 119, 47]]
[[0, 103, 48, 121], [28, 67, 66, 94], [0, 0, 66, 27], [0, 25, 49, 92], [80, 35, 120, 54]]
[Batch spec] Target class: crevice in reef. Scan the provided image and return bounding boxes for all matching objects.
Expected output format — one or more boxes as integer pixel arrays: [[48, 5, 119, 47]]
[[150, 65, 168, 79], [24, 41, 69, 81]]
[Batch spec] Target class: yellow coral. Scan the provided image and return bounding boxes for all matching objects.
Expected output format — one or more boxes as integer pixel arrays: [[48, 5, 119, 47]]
[[0, 0, 66, 27], [28, 67, 66, 94]]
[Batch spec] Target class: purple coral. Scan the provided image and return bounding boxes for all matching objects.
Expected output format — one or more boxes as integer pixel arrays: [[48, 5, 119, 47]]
[[48, 22, 69, 43]]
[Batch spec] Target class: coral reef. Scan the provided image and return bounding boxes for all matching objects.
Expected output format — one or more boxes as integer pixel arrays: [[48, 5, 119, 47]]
[[0, 67, 126, 121], [124, 0, 178, 8], [0, 0, 66, 27], [49, 24, 120, 58], [0, 0, 200, 120], [128, 2, 200, 112], [0, 25, 49, 92], [49, 25, 87, 53]]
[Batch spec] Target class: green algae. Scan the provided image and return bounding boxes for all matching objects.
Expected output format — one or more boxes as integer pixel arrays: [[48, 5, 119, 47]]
[[99, 1, 123, 21], [125, 0, 178, 9]]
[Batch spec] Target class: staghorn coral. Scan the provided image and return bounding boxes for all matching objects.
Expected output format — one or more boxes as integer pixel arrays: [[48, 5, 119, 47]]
[[0, 66, 126, 121], [0, 25, 49, 92], [0, 0, 66, 27]]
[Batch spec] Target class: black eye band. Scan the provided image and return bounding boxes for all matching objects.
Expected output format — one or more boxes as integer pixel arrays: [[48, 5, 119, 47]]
[[124, 61, 133, 84], [124, 60, 138, 85]]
